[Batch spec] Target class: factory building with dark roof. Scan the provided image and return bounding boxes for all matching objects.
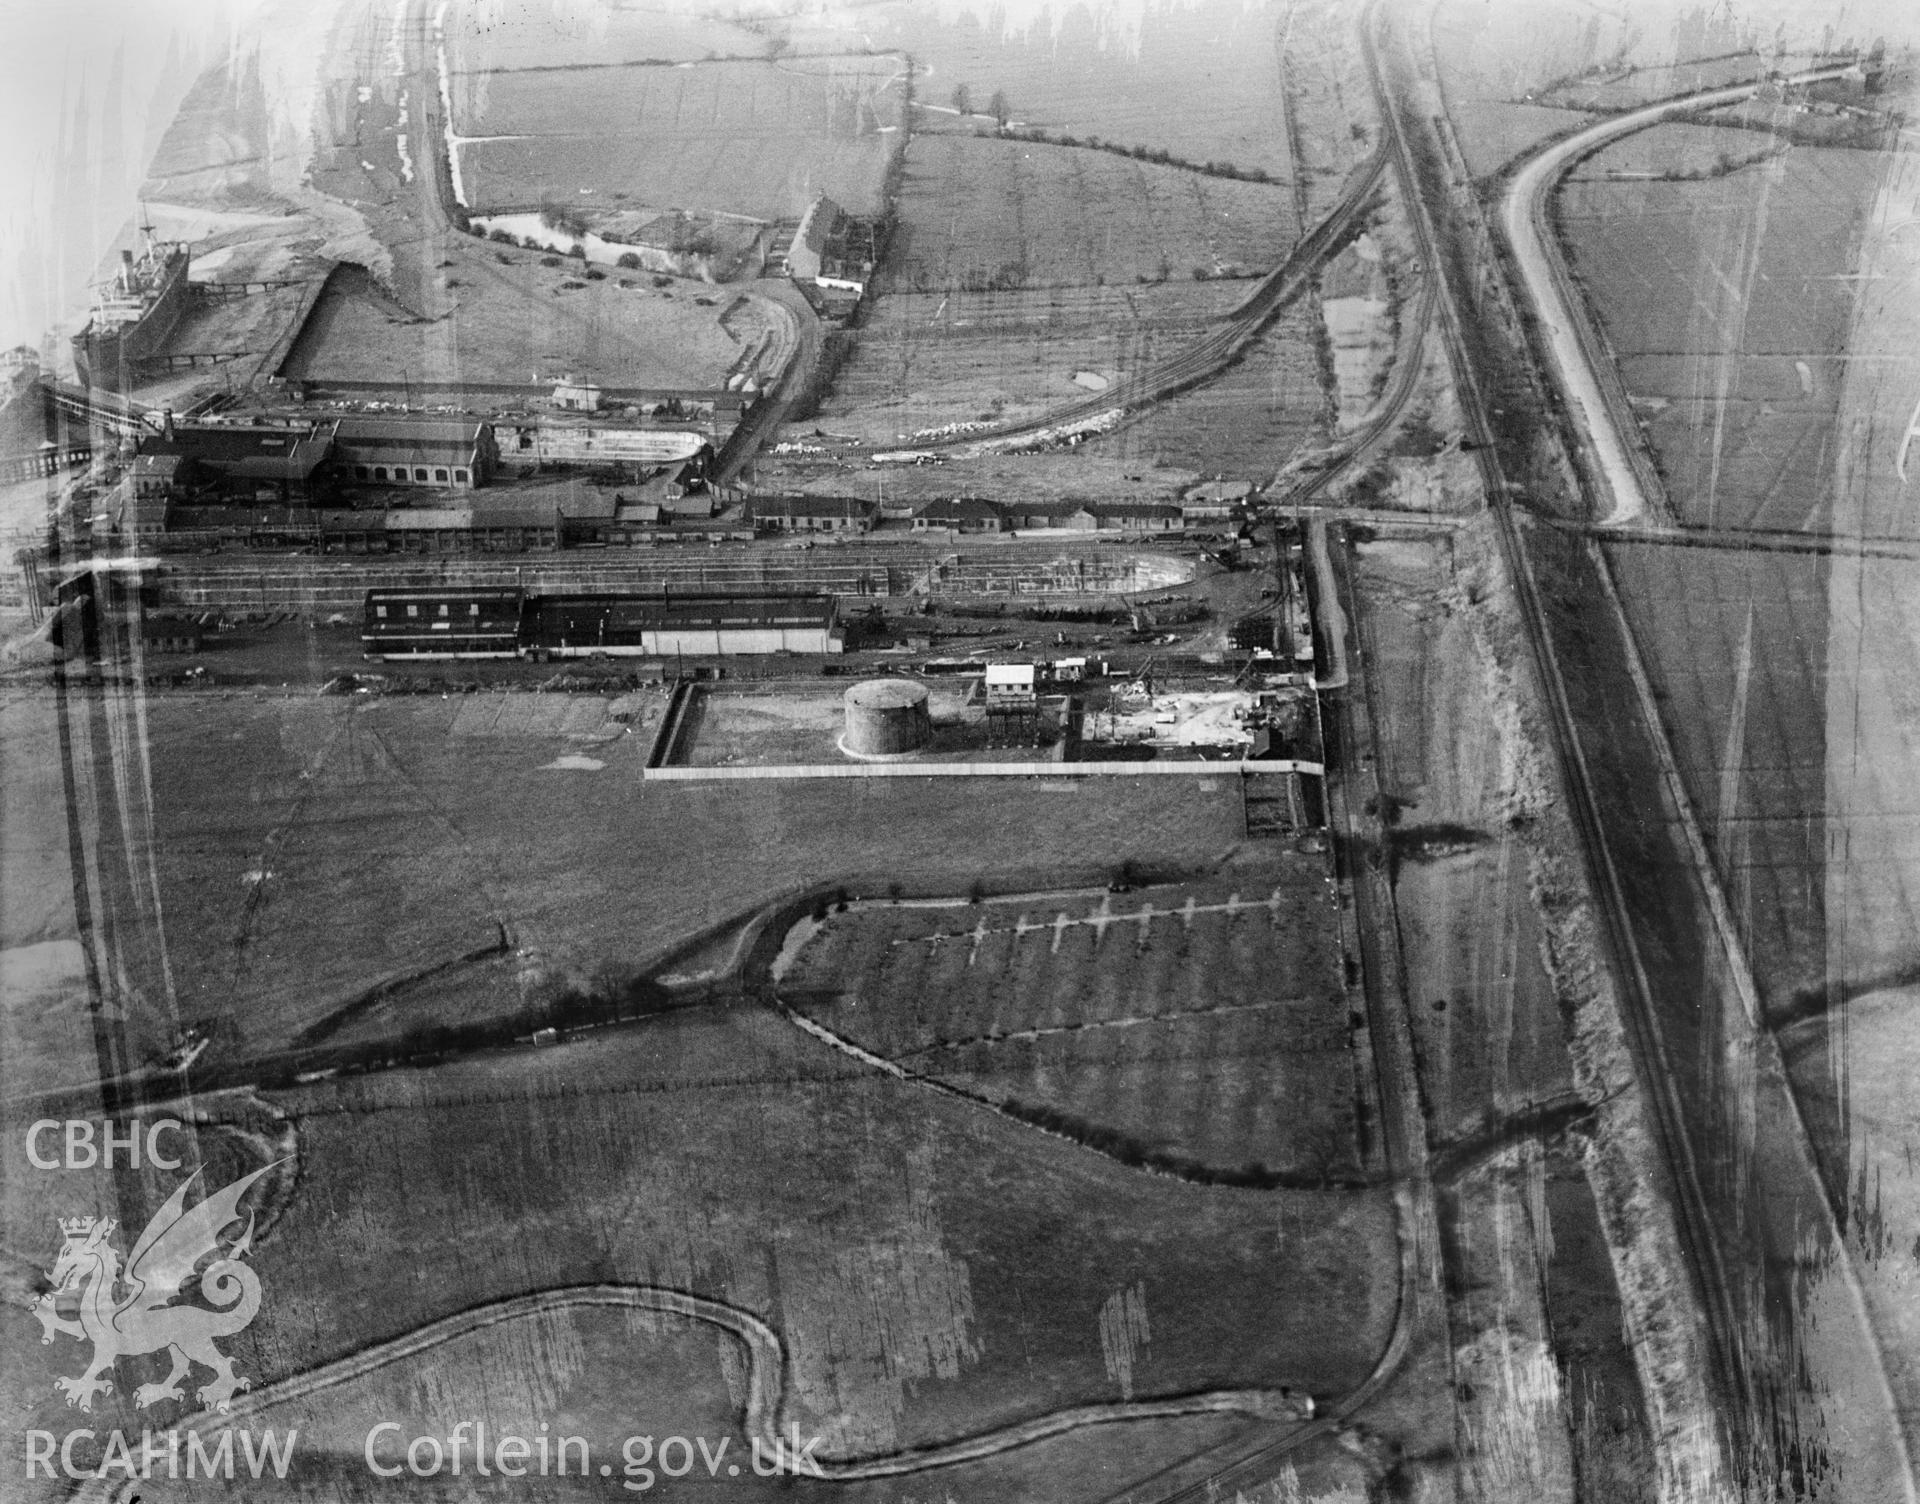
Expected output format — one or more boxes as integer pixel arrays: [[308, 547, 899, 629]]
[[524, 593, 842, 657]]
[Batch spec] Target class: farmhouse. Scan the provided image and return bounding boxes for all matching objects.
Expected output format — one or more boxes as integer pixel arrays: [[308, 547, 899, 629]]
[[333, 416, 497, 491], [745, 495, 876, 533], [785, 196, 877, 294]]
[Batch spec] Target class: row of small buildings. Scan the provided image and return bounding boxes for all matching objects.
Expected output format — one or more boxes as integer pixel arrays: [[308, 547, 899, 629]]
[[744, 491, 1248, 536]]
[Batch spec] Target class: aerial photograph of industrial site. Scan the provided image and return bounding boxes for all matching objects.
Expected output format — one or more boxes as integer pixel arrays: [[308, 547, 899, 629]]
[[4, 0, 1920, 1498]]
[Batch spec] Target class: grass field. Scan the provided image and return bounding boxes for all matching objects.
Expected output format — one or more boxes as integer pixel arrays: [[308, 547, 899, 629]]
[[1602, 542, 1838, 1019], [61, 686, 1252, 1075], [1, 1000, 1402, 1498], [1432, 0, 1770, 106], [885, 136, 1297, 295], [454, 57, 905, 220], [863, 0, 1296, 181], [1444, 100, 1594, 180], [444, 6, 765, 73], [777, 866, 1367, 1185], [1556, 139, 1886, 531]]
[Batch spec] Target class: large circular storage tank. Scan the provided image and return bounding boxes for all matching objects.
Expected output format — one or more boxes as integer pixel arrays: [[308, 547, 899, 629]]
[[842, 679, 932, 759]]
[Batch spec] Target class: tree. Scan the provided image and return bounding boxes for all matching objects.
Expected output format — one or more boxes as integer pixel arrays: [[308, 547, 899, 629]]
[[988, 89, 1009, 127], [951, 83, 971, 116]]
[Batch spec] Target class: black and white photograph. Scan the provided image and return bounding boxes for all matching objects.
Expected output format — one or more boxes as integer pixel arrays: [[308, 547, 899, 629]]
[[2, 0, 1917, 1497]]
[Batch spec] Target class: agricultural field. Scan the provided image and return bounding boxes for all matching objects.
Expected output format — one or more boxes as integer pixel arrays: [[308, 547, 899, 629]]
[[1442, 100, 1594, 181], [1598, 532, 1920, 1458], [1427, 0, 1833, 180], [861, 0, 1298, 181], [776, 867, 1367, 1184], [442, 6, 766, 73], [1600, 543, 1832, 1017], [884, 136, 1299, 295], [813, 281, 1245, 444], [58, 684, 1251, 1077], [1076, 306, 1326, 479], [1432, 0, 1796, 108], [1, 1002, 1402, 1501], [1531, 54, 1789, 113], [275, 246, 746, 392], [452, 57, 906, 221], [1555, 135, 1887, 531]]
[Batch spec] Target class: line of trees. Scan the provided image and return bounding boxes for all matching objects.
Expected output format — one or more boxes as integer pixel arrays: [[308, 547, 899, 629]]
[[950, 83, 1010, 126]]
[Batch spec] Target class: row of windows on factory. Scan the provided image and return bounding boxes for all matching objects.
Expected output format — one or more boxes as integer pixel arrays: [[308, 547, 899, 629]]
[[350, 465, 471, 485]]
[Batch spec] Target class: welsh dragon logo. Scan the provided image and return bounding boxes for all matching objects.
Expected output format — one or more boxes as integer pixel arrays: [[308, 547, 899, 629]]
[[26, 1163, 277, 1414]]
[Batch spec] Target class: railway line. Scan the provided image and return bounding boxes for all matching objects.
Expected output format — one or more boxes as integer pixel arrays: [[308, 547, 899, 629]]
[[1362, 2, 1746, 1495], [858, 147, 1391, 459], [1369, 4, 1913, 1498]]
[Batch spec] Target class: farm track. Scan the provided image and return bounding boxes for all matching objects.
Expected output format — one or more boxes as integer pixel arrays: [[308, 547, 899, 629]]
[[66, 1287, 1311, 1504], [862, 147, 1389, 457]]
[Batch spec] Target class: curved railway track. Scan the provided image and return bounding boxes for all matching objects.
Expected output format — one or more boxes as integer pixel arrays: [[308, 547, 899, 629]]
[[859, 148, 1390, 459]]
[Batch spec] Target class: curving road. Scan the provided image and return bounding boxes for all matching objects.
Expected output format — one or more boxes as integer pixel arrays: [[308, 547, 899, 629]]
[[1500, 71, 1853, 527]]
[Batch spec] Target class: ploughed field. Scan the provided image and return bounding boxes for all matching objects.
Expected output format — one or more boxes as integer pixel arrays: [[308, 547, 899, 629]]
[[1554, 129, 1886, 532], [775, 868, 1371, 1186]]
